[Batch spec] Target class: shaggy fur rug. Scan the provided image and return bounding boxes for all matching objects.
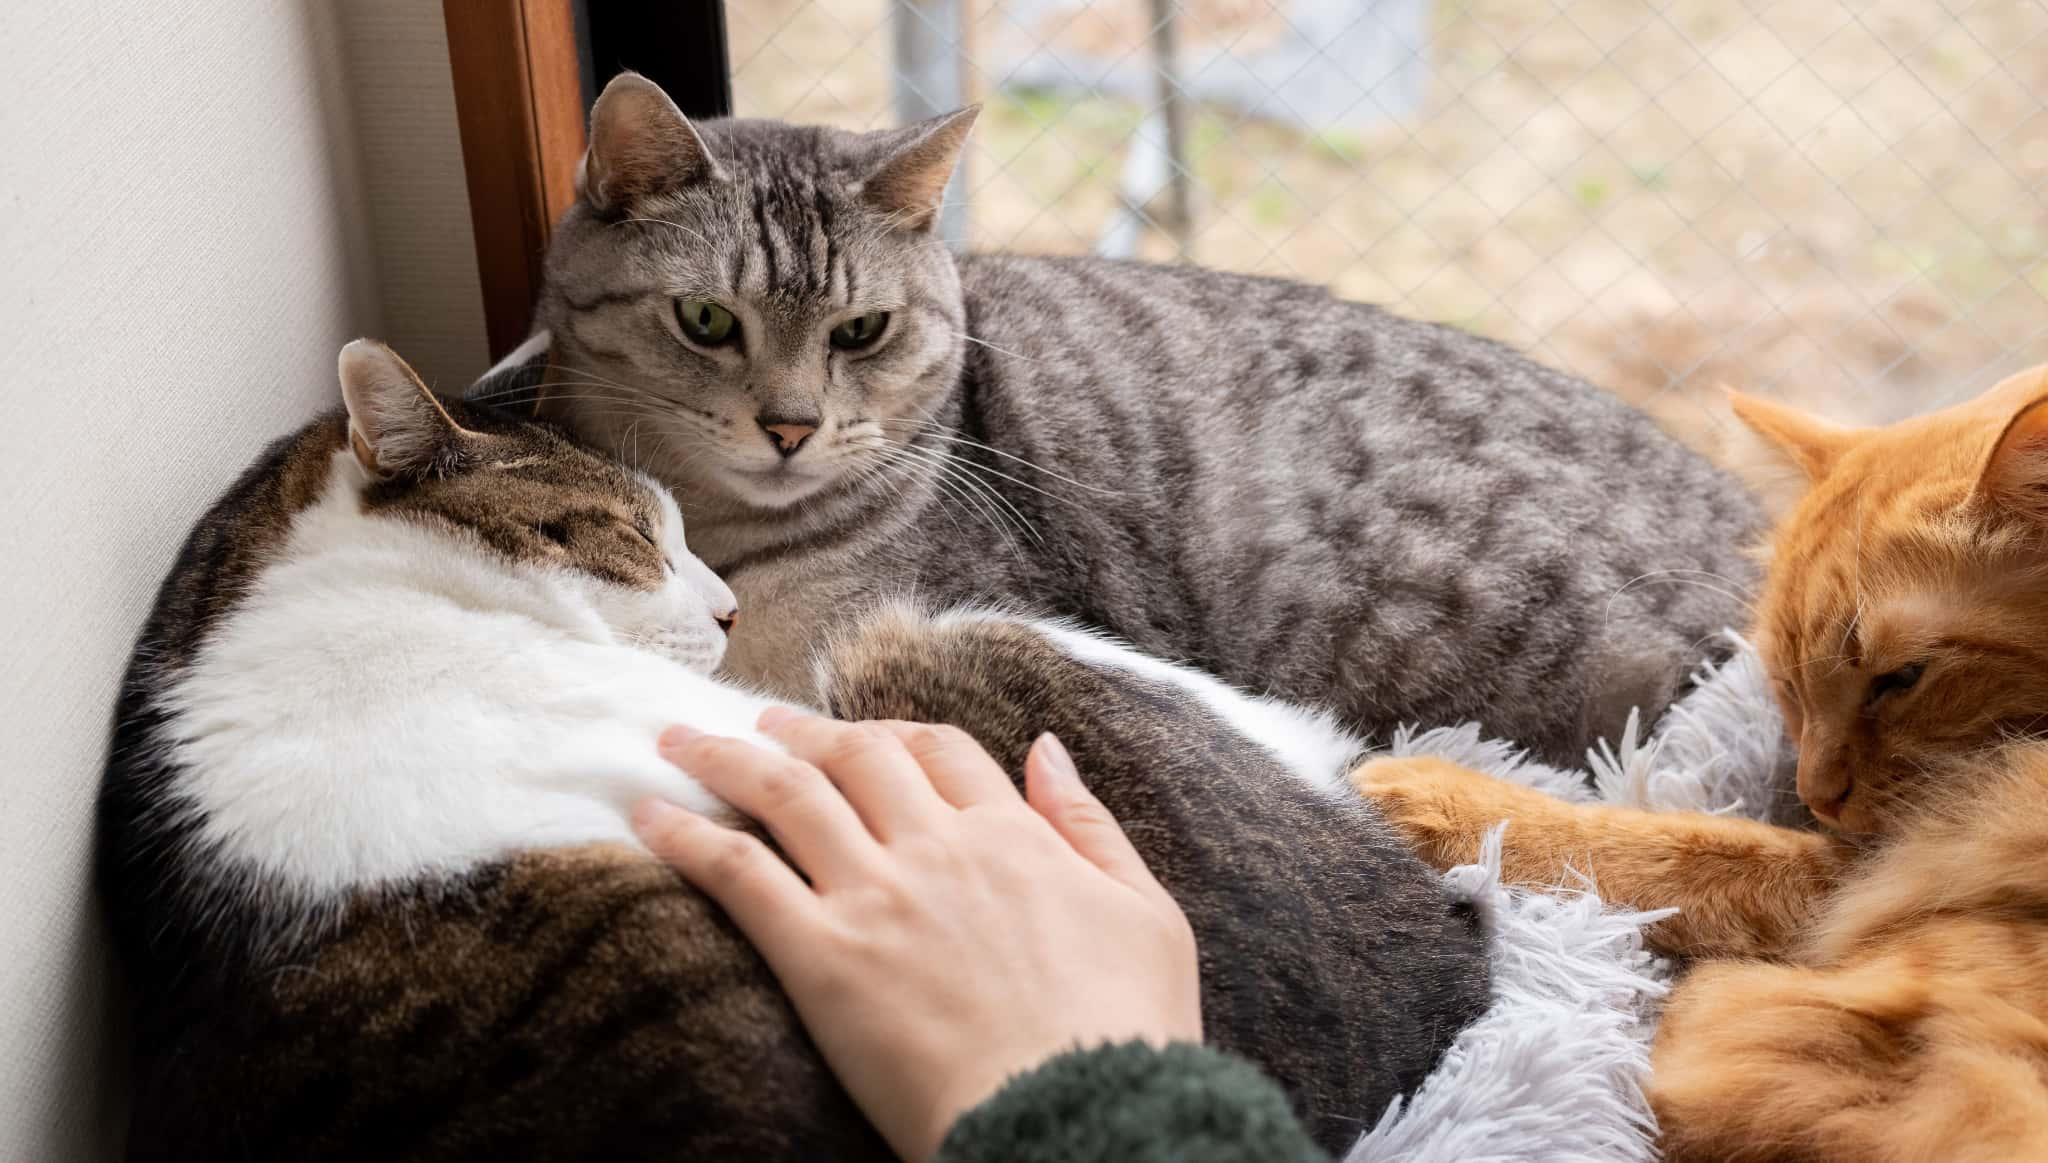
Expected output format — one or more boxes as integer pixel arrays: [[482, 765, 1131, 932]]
[[1347, 633, 1799, 1162]]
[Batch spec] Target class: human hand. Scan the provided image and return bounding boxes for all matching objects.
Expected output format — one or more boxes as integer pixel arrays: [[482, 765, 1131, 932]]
[[634, 709, 1201, 1163]]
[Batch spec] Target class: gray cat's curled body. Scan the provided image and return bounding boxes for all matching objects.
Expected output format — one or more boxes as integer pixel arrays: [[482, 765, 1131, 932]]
[[528, 75, 1762, 766]]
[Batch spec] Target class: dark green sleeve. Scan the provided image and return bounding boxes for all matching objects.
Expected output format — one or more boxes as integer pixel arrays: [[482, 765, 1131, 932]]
[[933, 1041, 1331, 1163]]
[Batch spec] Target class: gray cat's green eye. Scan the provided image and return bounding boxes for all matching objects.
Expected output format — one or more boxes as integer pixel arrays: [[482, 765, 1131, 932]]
[[674, 300, 737, 346], [829, 311, 890, 350]]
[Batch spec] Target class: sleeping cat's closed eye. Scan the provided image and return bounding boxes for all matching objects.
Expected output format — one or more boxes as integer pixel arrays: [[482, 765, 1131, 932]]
[[1865, 663, 1925, 707], [1774, 678, 1806, 737], [627, 519, 666, 565]]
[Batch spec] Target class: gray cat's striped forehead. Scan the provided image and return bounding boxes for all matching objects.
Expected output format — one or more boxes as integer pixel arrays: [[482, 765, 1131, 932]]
[[599, 118, 927, 314], [693, 117, 873, 184]]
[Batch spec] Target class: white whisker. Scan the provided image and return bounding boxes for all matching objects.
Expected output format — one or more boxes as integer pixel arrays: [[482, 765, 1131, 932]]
[[615, 217, 712, 248], [873, 417, 1129, 496], [947, 330, 1041, 364], [892, 443, 1045, 548], [1604, 569, 1756, 630]]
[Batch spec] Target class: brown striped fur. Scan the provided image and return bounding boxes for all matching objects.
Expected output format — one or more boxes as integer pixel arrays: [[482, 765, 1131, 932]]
[[1353, 363, 2048, 1160], [122, 846, 880, 1161]]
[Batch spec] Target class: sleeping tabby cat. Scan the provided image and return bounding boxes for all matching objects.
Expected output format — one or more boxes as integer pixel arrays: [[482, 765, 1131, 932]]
[[516, 73, 1764, 768], [1354, 365, 2048, 1160], [98, 340, 1487, 1159]]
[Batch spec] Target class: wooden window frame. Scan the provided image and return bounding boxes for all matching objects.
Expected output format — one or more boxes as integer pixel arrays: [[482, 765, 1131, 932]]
[[443, 0, 732, 362]]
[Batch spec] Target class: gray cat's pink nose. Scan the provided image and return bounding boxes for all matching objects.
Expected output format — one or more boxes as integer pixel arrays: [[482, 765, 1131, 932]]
[[759, 416, 817, 457]]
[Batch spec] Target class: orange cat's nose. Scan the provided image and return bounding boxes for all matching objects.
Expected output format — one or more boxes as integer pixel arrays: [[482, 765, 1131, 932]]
[[1795, 742, 1854, 825], [1807, 785, 1851, 824], [1798, 765, 1853, 824]]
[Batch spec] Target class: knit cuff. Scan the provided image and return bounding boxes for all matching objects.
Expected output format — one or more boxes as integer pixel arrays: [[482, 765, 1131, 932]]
[[934, 1040, 1328, 1163]]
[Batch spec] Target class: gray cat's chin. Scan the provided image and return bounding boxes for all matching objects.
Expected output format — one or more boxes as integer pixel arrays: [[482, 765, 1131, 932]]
[[722, 463, 838, 509]]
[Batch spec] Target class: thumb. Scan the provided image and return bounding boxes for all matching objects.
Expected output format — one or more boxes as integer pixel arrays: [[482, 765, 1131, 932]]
[[1024, 732, 1163, 895]]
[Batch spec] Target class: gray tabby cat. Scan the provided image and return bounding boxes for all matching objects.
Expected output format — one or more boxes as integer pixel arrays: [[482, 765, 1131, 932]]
[[525, 74, 1761, 766]]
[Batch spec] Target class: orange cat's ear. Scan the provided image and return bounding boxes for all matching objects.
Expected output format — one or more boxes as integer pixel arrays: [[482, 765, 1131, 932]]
[[1978, 375, 2048, 520], [1721, 388, 1860, 519], [1977, 362, 2048, 413], [1726, 390, 1857, 482]]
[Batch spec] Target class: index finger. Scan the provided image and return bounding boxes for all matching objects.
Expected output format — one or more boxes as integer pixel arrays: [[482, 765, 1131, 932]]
[[659, 726, 883, 887], [632, 798, 822, 963], [757, 709, 950, 839], [866, 721, 1017, 809]]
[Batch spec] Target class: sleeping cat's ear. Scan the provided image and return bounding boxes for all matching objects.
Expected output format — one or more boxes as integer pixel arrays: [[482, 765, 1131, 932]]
[[1726, 389, 1860, 481], [582, 72, 719, 212], [1976, 366, 2048, 520], [339, 340, 472, 479], [858, 106, 979, 232]]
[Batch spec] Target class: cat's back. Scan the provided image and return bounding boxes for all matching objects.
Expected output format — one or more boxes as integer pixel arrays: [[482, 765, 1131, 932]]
[[949, 253, 1762, 764], [953, 253, 1747, 500]]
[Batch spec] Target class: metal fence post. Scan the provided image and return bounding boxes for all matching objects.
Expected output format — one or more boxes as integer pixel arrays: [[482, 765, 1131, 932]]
[[892, 0, 971, 248]]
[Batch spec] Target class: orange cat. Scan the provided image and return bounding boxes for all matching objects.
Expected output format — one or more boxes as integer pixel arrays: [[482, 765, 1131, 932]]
[[1356, 364, 2048, 1161]]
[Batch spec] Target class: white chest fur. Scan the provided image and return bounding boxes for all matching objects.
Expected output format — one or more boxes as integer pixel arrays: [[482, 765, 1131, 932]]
[[162, 459, 788, 904]]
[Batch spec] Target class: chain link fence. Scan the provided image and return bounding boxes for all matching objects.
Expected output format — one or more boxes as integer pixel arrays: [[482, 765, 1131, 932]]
[[730, 0, 2048, 451]]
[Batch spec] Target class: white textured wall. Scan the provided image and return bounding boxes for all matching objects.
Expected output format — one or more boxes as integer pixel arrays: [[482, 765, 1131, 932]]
[[337, 1, 489, 389], [0, 3, 484, 1157]]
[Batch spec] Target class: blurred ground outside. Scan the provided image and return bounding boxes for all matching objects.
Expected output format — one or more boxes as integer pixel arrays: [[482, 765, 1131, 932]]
[[732, 0, 2048, 461]]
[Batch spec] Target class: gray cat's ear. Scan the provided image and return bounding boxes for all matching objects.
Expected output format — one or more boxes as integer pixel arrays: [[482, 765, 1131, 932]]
[[339, 340, 473, 478], [858, 106, 979, 231], [583, 72, 719, 211]]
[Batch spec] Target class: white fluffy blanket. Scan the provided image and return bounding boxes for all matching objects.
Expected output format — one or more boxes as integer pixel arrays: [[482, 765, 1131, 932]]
[[1346, 632, 1799, 1162]]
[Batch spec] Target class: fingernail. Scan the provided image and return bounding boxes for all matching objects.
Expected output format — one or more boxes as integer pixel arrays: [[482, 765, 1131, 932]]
[[1033, 732, 1079, 785], [632, 797, 689, 833], [658, 724, 701, 753], [757, 705, 805, 731]]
